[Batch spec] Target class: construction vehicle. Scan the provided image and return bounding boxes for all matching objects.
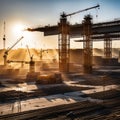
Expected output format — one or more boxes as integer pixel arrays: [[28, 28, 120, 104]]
[[3, 36, 24, 66]]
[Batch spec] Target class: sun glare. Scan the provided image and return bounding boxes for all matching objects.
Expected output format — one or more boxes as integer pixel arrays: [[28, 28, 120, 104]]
[[13, 24, 24, 36], [12, 23, 37, 48]]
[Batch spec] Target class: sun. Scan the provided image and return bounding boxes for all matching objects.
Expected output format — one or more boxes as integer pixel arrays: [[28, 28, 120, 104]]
[[12, 23, 37, 48], [12, 23, 25, 36]]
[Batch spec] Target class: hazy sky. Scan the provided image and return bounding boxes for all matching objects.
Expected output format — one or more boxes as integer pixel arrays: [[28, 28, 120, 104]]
[[0, 0, 120, 49]]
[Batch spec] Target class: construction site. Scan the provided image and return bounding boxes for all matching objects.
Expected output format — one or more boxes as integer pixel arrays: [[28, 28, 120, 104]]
[[0, 2, 120, 120]]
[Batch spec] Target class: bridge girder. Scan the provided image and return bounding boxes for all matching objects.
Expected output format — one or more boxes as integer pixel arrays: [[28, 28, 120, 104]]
[[27, 20, 120, 39]]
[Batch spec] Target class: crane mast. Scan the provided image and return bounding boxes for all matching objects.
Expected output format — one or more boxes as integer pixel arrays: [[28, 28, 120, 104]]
[[3, 21, 6, 49], [26, 45, 32, 60]]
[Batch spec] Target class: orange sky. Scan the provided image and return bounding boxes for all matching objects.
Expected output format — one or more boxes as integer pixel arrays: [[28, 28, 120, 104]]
[[0, 0, 120, 49]]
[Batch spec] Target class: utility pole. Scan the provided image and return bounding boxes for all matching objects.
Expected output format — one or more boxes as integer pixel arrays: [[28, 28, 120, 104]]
[[3, 21, 6, 49]]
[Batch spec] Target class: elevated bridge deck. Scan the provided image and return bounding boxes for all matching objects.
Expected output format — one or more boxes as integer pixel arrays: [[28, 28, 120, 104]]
[[27, 19, 120, 39]]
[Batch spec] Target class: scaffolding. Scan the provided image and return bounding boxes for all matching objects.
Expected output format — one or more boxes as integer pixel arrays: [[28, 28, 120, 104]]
[[104, 34, 112, 59], [83, 15, 93, 74], [58, 13, 70, 72]]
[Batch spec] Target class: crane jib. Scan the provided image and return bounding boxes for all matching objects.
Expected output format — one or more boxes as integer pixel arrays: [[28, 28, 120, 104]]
[[66, 4, 100, 17], [6, 36, 24, 52]]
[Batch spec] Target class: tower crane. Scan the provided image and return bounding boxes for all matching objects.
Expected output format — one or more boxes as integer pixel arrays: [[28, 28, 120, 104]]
[[26, 45, 35, 72], [26, 45, 33, 62], [3, 36, 24, 66], [58, 4, 100, 72]]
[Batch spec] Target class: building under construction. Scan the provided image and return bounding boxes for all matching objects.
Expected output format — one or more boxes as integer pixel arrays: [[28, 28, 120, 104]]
[[0, 4, 120, 120]]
